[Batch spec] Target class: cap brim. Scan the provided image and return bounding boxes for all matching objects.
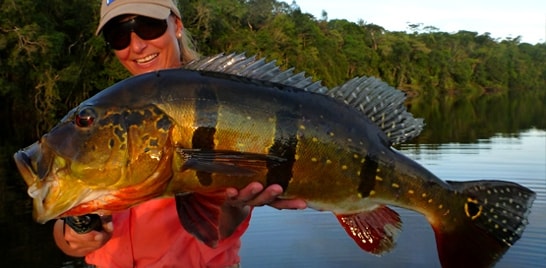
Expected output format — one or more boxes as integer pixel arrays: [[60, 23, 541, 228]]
[[95, 3, 171, 35]]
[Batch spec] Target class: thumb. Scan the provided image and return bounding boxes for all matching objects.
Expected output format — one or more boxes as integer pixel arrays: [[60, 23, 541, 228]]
[[101, 215, 114, 233]]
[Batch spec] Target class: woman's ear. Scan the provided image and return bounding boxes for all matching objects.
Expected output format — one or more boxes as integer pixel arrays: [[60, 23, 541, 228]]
[[175, 17, 184, 37]]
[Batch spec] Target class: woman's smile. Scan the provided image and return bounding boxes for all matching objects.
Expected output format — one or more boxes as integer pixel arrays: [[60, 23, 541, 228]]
[[135, 53, 159, 64]]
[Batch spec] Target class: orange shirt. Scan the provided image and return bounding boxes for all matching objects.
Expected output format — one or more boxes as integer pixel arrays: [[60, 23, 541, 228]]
[[85, 198, 250, 268]]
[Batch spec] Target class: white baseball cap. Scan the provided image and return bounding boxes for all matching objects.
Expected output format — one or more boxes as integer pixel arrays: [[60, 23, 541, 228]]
[[96, 0, 181, 35]]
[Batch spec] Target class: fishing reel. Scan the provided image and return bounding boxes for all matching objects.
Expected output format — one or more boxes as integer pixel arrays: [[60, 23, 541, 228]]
[[63, 214, 104, 234]]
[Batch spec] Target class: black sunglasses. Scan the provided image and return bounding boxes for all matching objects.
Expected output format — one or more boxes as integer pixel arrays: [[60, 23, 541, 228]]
[[103, 16, 168, 50]]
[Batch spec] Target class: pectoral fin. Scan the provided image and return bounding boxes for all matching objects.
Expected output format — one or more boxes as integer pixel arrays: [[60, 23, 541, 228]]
[[335, 205, 402, 255], [175, 192, 249, 248], [177, 148, 286, 176]]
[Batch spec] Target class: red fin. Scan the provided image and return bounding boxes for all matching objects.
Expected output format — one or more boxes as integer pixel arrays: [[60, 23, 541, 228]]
[[336, 205, 401, 255], [174, 192, 248, 248]]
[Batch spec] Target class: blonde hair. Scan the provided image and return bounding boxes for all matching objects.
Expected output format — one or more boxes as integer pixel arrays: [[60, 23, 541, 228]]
[[171, 0, 199, 65], [178, 29, 199, 65]]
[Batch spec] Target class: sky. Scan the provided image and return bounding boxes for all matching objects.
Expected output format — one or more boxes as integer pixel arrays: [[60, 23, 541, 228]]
[[281, 0, 546, 44]]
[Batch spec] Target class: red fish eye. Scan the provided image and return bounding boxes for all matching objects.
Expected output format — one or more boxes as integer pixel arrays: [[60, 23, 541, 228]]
[[75, 108, 96, 128]]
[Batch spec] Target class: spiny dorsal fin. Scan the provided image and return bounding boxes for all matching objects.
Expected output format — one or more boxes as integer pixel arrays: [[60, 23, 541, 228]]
[[184, 53, 424, 144], [184, 52, 326, 92]]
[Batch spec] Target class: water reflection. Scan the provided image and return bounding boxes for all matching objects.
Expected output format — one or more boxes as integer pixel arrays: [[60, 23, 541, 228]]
[[402, 129, 546, 180], [409, 91, 546, 143], [239, 129, 546, 268]]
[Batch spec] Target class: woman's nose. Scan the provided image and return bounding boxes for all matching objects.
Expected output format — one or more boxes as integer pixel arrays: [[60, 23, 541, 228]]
[[129, 32, 147, 52]]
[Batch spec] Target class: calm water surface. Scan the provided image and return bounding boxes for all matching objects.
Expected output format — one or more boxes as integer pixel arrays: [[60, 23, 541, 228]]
[[240, 129, 546, 268], [0, 130, 544, 267]]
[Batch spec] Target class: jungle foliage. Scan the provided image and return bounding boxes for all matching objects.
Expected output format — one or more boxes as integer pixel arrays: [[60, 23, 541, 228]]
[[1, 0, 545, 142]]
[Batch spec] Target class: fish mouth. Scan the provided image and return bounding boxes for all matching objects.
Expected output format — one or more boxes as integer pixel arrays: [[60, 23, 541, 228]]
[[13, 142, 83, 223]]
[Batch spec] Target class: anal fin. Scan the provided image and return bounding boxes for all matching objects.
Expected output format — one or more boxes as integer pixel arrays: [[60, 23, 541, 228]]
[[335, 205, 402, 255]]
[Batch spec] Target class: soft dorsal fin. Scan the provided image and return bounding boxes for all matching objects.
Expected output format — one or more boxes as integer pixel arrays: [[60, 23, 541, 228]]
[[327, 77, 425, 144], [184, 53, 424, 144]]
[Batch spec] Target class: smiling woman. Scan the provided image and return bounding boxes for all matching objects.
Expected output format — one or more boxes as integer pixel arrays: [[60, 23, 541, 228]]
[[97, 4, 185, 75]]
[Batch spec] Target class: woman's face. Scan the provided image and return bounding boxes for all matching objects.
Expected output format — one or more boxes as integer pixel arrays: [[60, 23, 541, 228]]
[[113, 15, 183, 76]]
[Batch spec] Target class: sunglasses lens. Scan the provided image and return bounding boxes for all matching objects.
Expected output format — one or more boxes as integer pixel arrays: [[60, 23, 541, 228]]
[[103, 16, 168, 50], [103, 26, 131, 50], [135, 17, 168, 40]]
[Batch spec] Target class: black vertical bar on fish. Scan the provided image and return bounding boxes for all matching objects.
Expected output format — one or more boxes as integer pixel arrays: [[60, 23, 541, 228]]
[[266, 110, 297, 190], [358, 155, 378, 198], [191, 88, 218, 186]]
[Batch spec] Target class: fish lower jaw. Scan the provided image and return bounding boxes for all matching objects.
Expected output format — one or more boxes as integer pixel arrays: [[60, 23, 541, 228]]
[[33, 198, 61, 224], [34, 188, 105, 224], [28, 181, 55, 223]]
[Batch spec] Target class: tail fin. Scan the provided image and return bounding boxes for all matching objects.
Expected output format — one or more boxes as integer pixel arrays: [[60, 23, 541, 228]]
[[432, 180, 535, 268]]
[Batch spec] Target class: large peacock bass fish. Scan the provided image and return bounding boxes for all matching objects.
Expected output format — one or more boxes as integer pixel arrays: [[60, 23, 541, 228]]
[[14, 53, 535, 267]]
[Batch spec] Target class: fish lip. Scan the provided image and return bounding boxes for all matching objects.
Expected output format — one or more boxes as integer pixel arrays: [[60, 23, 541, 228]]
[[13, 148, 39, 187]]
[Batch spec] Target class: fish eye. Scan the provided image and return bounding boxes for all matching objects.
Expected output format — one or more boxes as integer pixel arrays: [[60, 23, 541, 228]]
[[75, 108, 96, 128]]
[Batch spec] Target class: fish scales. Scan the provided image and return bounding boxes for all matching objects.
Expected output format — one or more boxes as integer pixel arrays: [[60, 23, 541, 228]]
[[13, 54, 536, 268], [160, 72, 450, 214], [155, 70, 386, 209]]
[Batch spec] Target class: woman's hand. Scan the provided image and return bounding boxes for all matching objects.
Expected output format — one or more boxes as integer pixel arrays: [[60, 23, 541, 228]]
[[53, 217, 113, 257], [225, 182, 307, 210]]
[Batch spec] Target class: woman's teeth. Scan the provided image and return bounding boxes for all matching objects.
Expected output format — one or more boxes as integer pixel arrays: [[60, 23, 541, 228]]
[[136, 53, 158, 64]]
